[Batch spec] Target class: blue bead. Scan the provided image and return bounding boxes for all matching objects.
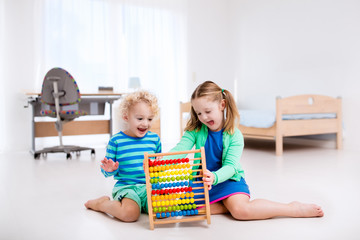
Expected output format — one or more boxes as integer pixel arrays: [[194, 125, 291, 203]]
[[156, 213, 160, 218], [190, 210, 194, 215], [174, 211, 178, 216], [178, 211, 183, 216], [166, 212, 170, 218], [194, 209, 198, 215], [171, 212, 175, 217], [186, 210, 190, 215], [161, 212, 166, 218]]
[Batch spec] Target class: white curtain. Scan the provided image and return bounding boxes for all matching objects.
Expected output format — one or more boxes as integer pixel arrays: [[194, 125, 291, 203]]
[[0, 1, 4, 152], [0, 0, 187, 152]]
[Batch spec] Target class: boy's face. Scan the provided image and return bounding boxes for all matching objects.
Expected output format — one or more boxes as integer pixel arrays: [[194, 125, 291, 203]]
[[192, 97, 225, 132], [123, 101, 155, 138]]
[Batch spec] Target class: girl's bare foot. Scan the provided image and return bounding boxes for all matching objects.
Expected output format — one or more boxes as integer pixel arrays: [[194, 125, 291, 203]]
[[85, 196, 110, 211], [290, 201, 324, 217]]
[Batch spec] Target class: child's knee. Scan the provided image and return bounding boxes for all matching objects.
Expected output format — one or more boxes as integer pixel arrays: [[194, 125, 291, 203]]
[[231, 205, 251, 220]]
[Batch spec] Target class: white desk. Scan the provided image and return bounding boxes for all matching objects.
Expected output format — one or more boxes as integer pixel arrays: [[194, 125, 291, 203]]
[[27, 92, 123, 154]]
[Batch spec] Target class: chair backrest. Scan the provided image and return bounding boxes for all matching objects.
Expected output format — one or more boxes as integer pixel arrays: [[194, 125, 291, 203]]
[[41, 68, 81, 106]]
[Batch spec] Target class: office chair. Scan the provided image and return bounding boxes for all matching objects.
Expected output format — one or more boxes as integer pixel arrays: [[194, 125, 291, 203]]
[[34, 68, 95, 159]]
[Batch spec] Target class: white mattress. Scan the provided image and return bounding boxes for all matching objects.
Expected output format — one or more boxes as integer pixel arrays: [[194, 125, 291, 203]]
[[239, 110, 337, 128]]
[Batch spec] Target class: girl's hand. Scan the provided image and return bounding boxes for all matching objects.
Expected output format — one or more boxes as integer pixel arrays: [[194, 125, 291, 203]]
[[202, 169, 215, 190], [101, 157, 119, 172]]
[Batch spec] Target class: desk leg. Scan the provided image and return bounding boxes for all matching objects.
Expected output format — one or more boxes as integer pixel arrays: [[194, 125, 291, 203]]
[[31, 102, 36, 153], [109, 101, 113, 137]]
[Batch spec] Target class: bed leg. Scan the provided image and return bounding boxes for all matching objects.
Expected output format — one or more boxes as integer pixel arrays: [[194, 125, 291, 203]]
[[276, 136, 283, 156], [336, 132, 343, 150]]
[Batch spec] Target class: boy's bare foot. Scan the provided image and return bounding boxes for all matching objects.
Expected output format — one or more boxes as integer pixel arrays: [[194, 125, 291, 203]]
[[290, 201, 324, 217], [85, 196, 110, 211]]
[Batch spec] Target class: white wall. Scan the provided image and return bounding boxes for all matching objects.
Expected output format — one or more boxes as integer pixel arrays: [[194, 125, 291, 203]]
[[2, 1, 37, 152], [186, 0, 237, 98], [186, 0, 360, 150], [231, 0, 360, 149]]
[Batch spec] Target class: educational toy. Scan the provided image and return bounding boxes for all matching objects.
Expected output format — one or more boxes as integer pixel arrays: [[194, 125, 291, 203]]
[[144, 147, 211, 230]]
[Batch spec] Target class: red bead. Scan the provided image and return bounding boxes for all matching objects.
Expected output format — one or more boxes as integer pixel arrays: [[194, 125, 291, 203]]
[[164, 189, 169, 194], [156, 190, 160, 195], [149, 160, 153, 167], [152, 190, 156, 195], [160, 189, 165, 195], [161, 160, 165, 165], [188, 187, 192, 192]]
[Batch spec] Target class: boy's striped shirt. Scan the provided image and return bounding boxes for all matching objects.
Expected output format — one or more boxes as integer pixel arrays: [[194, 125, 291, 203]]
[[102, 131, 161, 186]]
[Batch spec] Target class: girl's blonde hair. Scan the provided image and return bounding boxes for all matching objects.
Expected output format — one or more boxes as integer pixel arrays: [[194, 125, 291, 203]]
[[185, 81, 240, 134], [120, 90, 159, 118]]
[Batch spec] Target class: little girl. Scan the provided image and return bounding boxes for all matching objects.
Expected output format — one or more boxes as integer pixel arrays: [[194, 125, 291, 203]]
[[85, 90, 161, 222], [169, 81, 323, 220]]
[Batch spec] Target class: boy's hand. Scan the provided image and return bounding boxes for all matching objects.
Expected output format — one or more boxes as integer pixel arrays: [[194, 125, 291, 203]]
[[202, 169, 214, 190], [101, 157, 119, 172]]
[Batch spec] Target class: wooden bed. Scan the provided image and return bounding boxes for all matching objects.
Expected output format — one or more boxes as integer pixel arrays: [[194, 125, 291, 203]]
[[238, 95, 343, 156], [180, 95, 343, 156]]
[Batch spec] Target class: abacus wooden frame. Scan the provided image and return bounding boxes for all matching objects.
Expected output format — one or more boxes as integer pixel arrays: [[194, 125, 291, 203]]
[[144, 147, 211, 230]]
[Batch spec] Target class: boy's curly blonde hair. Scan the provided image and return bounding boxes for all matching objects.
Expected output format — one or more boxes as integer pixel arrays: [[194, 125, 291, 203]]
[[119, 90, 160, 118]]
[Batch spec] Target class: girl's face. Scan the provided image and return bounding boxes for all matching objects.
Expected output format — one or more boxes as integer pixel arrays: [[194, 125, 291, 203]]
[[191, 97, 225, 132], [123, 101, 155, 138]]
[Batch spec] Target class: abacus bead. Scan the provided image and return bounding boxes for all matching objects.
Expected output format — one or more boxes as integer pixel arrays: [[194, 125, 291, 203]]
[[174, 211, 178, 216], [161, 212, 166, 218], [186, 210, 190, 215], [195, 209, 199, 215], [156, 213, 160, 218], [178, 211, 183, 216], [171, 212, 175, 217], [190, 210, 195, 215]]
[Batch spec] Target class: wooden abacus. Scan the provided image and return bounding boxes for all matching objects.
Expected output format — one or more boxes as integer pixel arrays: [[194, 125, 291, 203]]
[[144, 147, 211, 230]]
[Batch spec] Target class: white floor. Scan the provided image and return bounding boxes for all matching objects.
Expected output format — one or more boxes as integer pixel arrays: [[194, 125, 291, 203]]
[[1, 139, 359, 240]]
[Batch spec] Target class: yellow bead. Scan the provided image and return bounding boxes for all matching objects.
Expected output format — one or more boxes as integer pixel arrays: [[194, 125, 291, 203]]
[[190, 198, 194, 203], [165, 200, 169, 206], [157, 201, 161, 207], [185, 199, 190, 204], [150, 173, 154, 178], [190, 192, 194, 197], [161, 201, 165, 206], [154, 166, 158, 172], [152, 202, 156, 207], [149, 167, 154, 172]]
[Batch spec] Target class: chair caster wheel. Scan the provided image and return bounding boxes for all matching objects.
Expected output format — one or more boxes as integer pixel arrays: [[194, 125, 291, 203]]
[[34, 153, 40, 159], [66, 153, 72, 159], [91, 149, 96, 155]]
